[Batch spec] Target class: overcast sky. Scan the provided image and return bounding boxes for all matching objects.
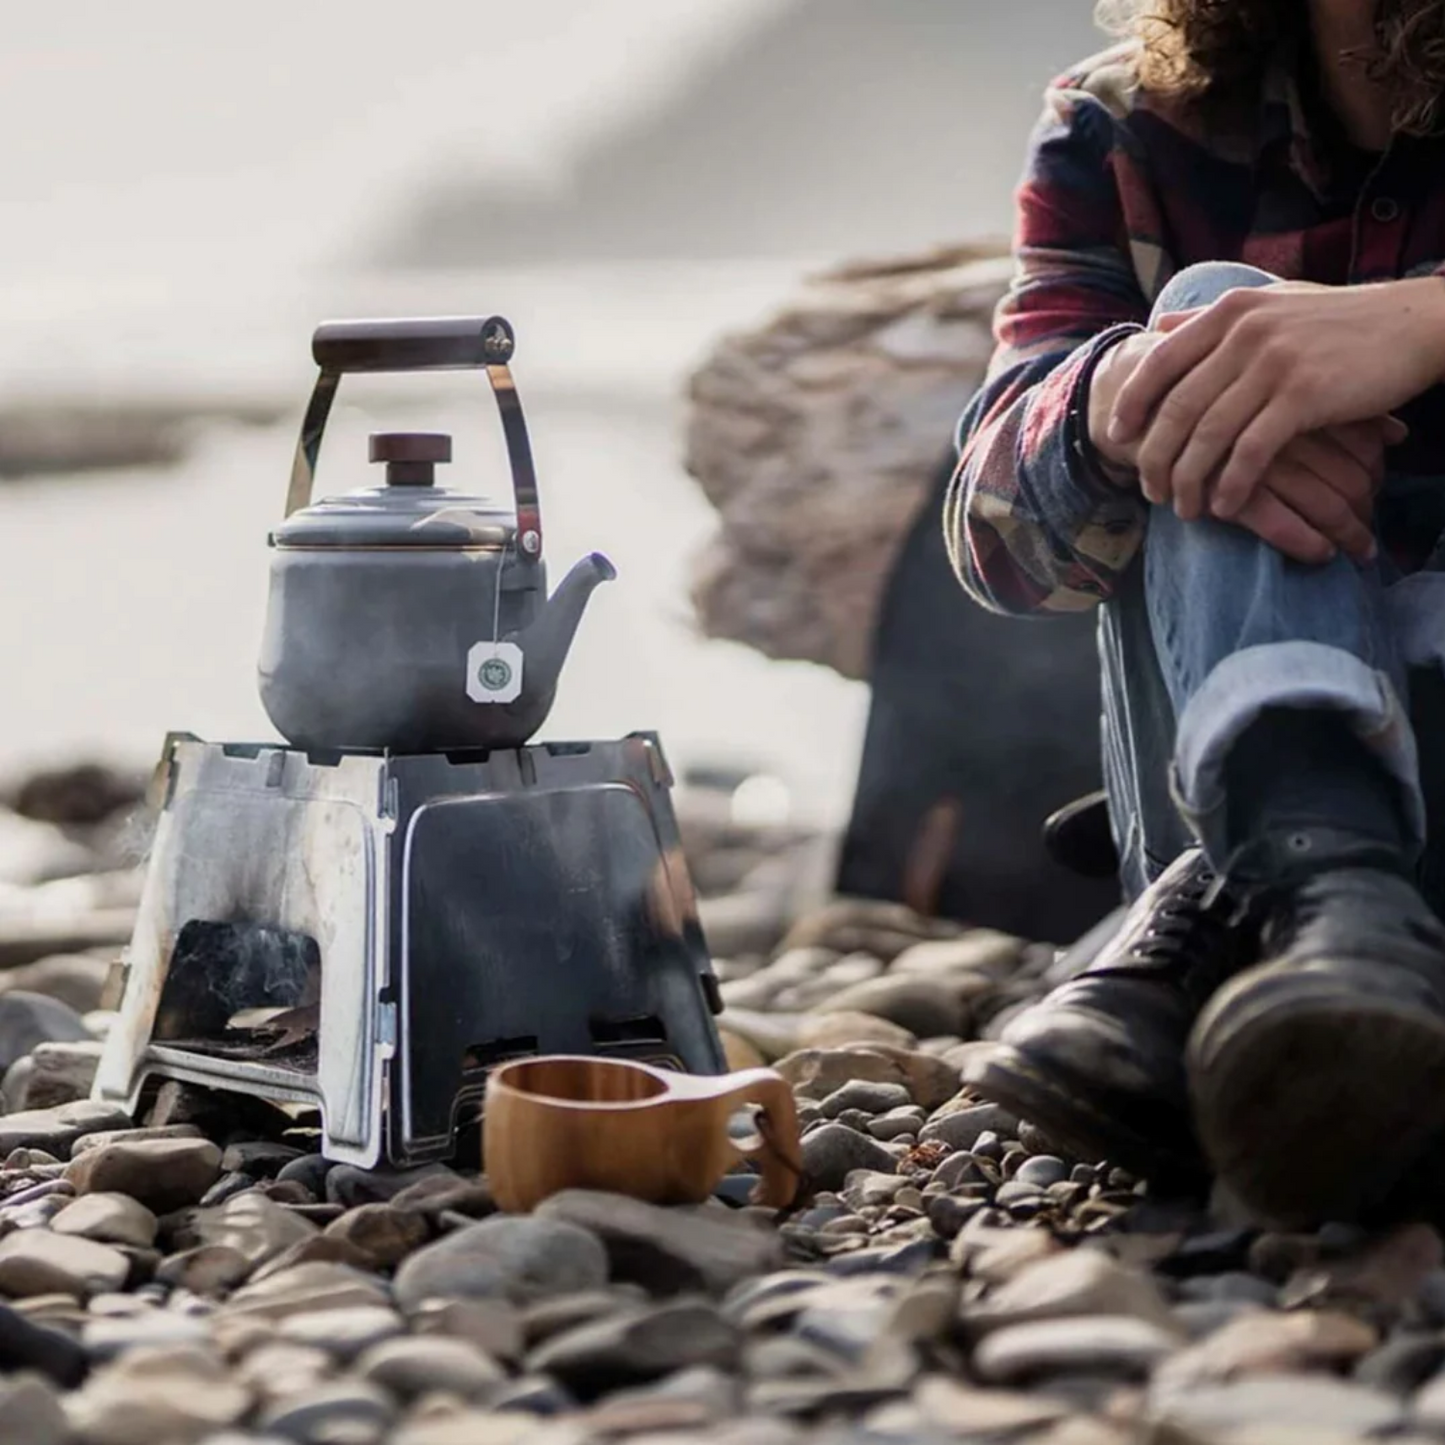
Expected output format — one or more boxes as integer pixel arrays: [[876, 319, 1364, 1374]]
[[0, 0, 782, 275]]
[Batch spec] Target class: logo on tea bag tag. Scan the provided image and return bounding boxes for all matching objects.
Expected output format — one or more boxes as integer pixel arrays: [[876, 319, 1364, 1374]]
[[466, 641, 524, 704]]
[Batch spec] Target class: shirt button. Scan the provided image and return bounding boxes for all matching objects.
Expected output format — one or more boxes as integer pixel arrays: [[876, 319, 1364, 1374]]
[[1371, 196, 1401, 223]]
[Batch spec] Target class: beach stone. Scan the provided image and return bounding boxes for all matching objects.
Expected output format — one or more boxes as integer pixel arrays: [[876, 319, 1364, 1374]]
[[66, 1344, 252, 1444], [1015, 1155, 1068, 1188], [819, 1080, 912, 1119], [234, 1340, 335, 1404], [529, 1300, 741, 1398], [974, 1315, 1181, 1382], [965, 1248, 1176, 1333], [325, 1162, 459, 1208], [276, 1305, 404, 1361], [68, 1125, 203, 1157], [65, 1138, 221, 1212], [410, 1297, 524, 1361], [487, 1374, 578, 1417], [0, 1298, 86, 1385], [188, 1190, 319, 1269], [390, 1412, 581, 1445], [801, 1124, 896, 1192], [1355, 1332, 1445, 1393], [0, 1373, 67, 1445], [356, 1334, 505, 1399], [390, 1175, 496, 1221], [0, 1228, 128, 1299], [0, 993, 91, 1072], [82, 1311, 210, 1360], [1154, 1309, 1376, 1389], [276, 1154, 333, 1198], [584, 1363, 740, 1434], [323, 1202, 428, 1270], [0, 954, 111, 1013], [535, 1190, 783, 1296], [394, 1215, 607, 1311], [914, 1375, 1069, 1435], [219, 1140, 304, 1178], [155, 1243, 252, 1295], [893, 932, 1024, 979], [257, 1379, 395, 1443], [812, 976, 969, 1037], [10, 1040, 105, 1110], [223, 1261, 390, 1319], [50, 1192, 156, 1249], [0, 1100, 130, 1159], [919, 1104, 1018, 1151], [793, 1013, 917, 1052], [1151, 1373, 1403, 1436], [775, 1048, 907, 1101], [1283, 1222, 1444, 1316]]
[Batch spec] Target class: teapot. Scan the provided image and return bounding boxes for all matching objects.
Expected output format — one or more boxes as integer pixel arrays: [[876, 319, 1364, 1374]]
[[258, 315, 614, 754]]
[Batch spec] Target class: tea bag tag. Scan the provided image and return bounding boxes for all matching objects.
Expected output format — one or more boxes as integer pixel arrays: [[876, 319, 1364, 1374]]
[[466, 640, 524, 704]]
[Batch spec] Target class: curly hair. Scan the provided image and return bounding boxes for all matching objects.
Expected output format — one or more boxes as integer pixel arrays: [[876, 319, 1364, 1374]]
[[1096, 0, 1445, 134]]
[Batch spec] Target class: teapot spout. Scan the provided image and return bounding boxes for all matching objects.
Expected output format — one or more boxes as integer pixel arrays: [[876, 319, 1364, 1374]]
[[516, 551, 616, 693]]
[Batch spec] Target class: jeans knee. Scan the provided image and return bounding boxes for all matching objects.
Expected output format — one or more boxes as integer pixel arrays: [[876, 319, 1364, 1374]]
[[1151, 261, 1277, 325]]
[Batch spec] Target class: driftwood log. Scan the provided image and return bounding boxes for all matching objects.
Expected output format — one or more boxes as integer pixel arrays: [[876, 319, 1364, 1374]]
[[684, 243, 1012, 681]]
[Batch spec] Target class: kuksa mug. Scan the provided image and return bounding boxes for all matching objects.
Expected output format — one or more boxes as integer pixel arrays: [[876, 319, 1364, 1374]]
[[484, 1055, 802, 1212]]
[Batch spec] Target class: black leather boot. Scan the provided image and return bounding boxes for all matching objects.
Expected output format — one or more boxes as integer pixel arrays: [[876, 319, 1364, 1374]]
[[1188, 841, 1445, 1227], [963, 848, 1250, 1178]]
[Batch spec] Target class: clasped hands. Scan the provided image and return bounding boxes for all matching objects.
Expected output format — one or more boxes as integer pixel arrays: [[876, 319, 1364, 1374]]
[[1087, 278, 1445, 563]]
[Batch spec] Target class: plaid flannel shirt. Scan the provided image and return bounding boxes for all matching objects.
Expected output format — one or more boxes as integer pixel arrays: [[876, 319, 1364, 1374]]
[[946, 40, 1445, 616]]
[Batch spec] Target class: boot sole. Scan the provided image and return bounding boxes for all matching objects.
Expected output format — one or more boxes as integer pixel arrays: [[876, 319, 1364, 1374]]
[[1190, 975, 1445, 1227], [964, 1043, 1205, 1182]]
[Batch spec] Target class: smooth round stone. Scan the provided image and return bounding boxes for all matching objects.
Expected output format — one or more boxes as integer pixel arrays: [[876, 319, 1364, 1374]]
[[0, 1228, 129, 1299], [276, 1305, 404, 1361], [1176, 1272, 1278, 1307], [818, 1081, 913, 1120], [1151, 1374, 1403, 1436], [868, 1107, 928, 1142], [919, 1105, 1018, 1153], [355, 1335, 505, 1399], [276, 1154, 333, 1199], [257, 1380, 395, 1443], [82, 1311, 209, 1360], [64, 1138, 222, 1213], [995, 1180, 1045, 1211], [800, 1124, 896, 1193], [50, 1191, 157, 1249], [1014, 1156, 1068, 1189], [974, 1316, 1181, 1382]]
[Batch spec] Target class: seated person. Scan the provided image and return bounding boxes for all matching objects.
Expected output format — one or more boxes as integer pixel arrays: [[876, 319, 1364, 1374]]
[[948, 0, 1445, 1225]]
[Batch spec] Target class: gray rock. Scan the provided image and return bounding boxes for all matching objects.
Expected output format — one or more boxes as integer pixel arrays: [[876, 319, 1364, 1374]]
[[818, 1081, 913, 1119], [522, 1288, 655, 1345], [1151, 1374, 1403, 1436], [588, 1363, 742, 1433], [529, 1300, 741, 1398], [223, 1261, 391, 1319], [0, 993, 91, 1072], [68, 1124, 204, 1157], [0, 1373, 68, 1445], [487, 1373, 577, 1416], [82, 1311, 209, 1360], [155, 1244, 253, 1296], [356, 1334, 506, 1399], [50, 1191, 156, 1248], [0, 953, 111, 1013], [65, 1137, 221, 1212], [6, 1040, 104, 1110], [965, 1249, 1176, 1334], [190, 1190, 319, 1268], [322, 1202, 428, 1271], [276, 1305, 405, 1361], [867, 1106, 928, 1141], [974, 1315, 1181, 1382], [919, 1104, 1018, 1152], [276, 1154, 333, 1198], [393, 1215, 607, 1311], [233, 1340, 334, 1407], [813, 976, 969, 1037], [1014, 1155, 1067, 1188], [0, 1299, 87, 1385], [0, 1227, 129, 1298], [257, 1380, 395, 1443], [801, 1124, 897, 1192], [534, 1190, 783, 1297], [325, 1161, 460, 1208], [219, 1140, 305, 1177], [0, 1100, 130, 1159], [409, 1297, 524, 1362], [1355, 1332, 1445, 1393], [994, 1180, 1044, 1211], [66, 1345, 253, 1444]]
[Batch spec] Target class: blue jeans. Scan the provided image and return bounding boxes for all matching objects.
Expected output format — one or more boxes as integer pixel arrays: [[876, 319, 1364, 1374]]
[[1101, 261, 1445, 896]]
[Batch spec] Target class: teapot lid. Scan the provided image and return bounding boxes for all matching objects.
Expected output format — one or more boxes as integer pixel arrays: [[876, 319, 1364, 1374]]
[[271, 432, 515, 550]]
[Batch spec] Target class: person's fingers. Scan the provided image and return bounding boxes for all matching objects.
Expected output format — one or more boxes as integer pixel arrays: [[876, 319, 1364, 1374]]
[[1253, 458, 1376, 560], [1213, 397, 1306, 515], [1163, 371, 1270, 520], [1381, 414, 1410, 445], [1279, 430, 1377, 523], [1232, 487, 1337, 565], [1110, 300, 1234, 443]]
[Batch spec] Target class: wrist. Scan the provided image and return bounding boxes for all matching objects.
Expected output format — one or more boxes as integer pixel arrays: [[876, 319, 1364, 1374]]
[[1084, 339, 1141, 486], [1408, 276, 1445, 383]]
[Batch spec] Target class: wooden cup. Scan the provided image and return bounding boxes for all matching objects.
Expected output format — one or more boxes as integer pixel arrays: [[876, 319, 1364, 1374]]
[[484, 1055, 803, 1212]]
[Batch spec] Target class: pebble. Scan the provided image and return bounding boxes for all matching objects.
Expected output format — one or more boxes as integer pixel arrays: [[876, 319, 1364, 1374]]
[[50, 1191, 157, 1248], [966, 1247, 1176, 1333], [10, 1040, 105, 1110], [276, 1153, 333, 1197], [356, 1334, 506, 1398], [529, 1300, 741, 1398], [65, 1137, 222, 1212], [393, 1215, 608, 1311], [322, 1201, 428, 1270], [974, 1316, 1181, 1382], [1015, 1155, 1068, 1188], [0, 1227, 129, 1299], [222, 1261, 391, 1319], [0, 1373, 68, 1445], [919, 1104, 1019, 1152], [799, 1123, 897, 1192], [0, 992, 91, 1073], [325, 1161, 460, 1208], [1151, 1373, 1404, 1436], [276, 1304, 405, 1360], [0, 1100, 130, 1158], [409, 1297, 524, 1361], [867, 1106, 928, 1141], [256, 1379, 396, 1443], [818, 1080, 912, 1118], [187, 1189, 320, 1270], [1154, 1309, 1376, 1389], [535, 1189, 783, 1296], [66, 1344, 253, 1444]]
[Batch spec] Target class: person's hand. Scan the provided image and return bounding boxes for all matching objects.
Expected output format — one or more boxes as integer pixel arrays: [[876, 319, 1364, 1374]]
[[1107, 278, 1445, 517]]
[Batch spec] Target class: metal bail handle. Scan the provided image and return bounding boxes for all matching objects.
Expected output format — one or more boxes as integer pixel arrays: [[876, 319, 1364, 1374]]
[[283, 315, 543, 558]]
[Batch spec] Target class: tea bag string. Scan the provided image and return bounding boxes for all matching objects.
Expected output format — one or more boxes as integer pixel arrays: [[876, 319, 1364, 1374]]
[[490, 537, 514, 644]]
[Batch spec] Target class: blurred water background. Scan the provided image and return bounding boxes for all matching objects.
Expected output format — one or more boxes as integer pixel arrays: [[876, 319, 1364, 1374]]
[[0, 0, 1101, 822]]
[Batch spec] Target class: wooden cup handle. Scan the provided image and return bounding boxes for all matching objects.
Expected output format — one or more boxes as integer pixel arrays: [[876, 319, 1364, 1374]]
[[719, 1068, 803, 1209]]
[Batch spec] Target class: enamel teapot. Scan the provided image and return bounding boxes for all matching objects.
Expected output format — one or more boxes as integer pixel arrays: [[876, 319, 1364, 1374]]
[[258, 315, 614, 754]]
